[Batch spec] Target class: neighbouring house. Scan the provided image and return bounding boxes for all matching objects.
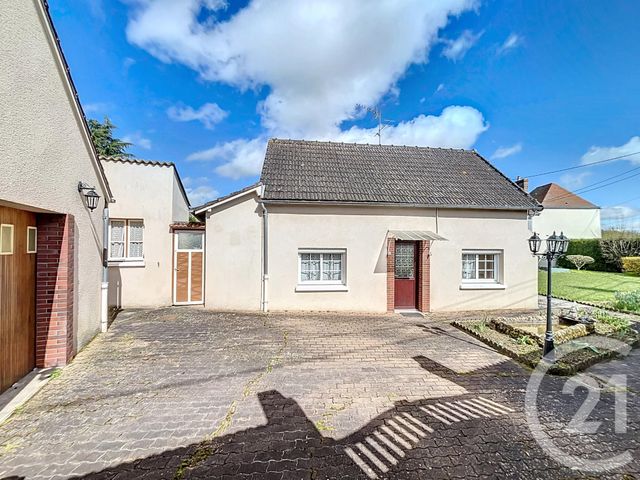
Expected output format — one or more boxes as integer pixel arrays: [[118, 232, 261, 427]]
[[195, 139, 542, 313], [0, 1, 114, 392], [519, 180, 602, 239], [100, 157, 196, 309]]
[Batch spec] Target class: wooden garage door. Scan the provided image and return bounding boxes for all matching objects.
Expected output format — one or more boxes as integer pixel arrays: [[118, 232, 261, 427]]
[[0, 205, 37, 393]]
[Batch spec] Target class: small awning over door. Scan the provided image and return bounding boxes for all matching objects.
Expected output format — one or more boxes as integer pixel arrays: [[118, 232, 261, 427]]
[[388, 230, 448, 241]]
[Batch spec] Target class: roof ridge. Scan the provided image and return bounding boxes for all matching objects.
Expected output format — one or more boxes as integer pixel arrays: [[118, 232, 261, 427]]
[[268, 137, 472, 152], [99, 155, 175, 167]]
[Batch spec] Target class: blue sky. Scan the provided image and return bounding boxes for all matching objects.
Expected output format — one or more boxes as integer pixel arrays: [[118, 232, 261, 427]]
[[50, 1, 640, 228]]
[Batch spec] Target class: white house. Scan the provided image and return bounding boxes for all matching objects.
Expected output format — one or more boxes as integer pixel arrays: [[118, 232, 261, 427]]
[[526, 182, 601, 239], [0, 0, 114, 392], [195, 139, 542, 313], [100, 157, 196, 309]]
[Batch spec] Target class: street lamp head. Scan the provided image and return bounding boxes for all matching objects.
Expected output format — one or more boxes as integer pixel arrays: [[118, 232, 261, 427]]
[[546, 231, 560, 256], [528, 232, 542, 255], [558, 231, 569, 255]]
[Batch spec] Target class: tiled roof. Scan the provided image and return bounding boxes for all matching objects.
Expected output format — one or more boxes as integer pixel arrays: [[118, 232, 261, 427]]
[[529, 183, 598, 209], [260, 139, 540, 211], [99, 156, 175, 168]]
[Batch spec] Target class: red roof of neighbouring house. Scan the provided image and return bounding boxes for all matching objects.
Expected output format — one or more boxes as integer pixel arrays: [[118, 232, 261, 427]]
[[529, 183, 598, 209]]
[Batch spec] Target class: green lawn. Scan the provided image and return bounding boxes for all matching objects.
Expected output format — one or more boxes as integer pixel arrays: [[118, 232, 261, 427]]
[[538, 269, 640, 307]]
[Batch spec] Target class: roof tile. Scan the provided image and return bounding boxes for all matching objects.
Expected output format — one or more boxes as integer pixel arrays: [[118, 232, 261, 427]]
[[260, 139, 540, 210]]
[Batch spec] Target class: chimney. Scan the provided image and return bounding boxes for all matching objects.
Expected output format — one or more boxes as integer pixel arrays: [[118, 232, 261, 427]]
[[515, 176, 528, 192]]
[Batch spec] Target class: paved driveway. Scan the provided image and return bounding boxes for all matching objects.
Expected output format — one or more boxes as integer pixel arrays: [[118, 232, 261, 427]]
[[0, 308, 638, 479]]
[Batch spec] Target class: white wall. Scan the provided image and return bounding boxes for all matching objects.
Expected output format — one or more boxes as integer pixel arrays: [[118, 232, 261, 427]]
[[103, 160, 189, 308], [204, 193, 263, 310], [205, 198, 538, 312], [0, 0, 109, 348], [533, 208, 601, 239], [172, 175, 190, 222]]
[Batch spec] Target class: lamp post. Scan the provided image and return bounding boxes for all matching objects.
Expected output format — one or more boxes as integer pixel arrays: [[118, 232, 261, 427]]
[[528, 231, 569, 359]]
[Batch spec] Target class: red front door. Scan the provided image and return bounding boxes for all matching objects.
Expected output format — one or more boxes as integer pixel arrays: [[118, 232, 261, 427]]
[[394, 241, 418, 309]]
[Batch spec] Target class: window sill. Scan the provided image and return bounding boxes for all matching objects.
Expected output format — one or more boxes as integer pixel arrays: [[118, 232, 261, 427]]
[[459, 283, 506, 290], [108, 260, 145, 268], [295, 284, 348, 292]]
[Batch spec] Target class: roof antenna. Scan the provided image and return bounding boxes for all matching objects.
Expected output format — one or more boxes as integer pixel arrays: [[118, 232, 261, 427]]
[[357, 104, 389, 145]]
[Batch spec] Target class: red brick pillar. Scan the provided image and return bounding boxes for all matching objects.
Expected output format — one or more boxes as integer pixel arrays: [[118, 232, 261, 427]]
[[36, 214, 75, 367], [417, 241, 431, 313], [386, 237, 395, 312]]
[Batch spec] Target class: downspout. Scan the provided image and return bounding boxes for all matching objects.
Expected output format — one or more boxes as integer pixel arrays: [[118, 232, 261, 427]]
[[260, 201, 269, 312], [435, 208, 439, 234], [101, 203, 110, 332]]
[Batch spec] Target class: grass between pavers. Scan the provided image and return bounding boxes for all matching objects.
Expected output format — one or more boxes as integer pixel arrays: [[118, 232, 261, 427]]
[[453, 316, 640, 376], [538, 269, 640, 309]]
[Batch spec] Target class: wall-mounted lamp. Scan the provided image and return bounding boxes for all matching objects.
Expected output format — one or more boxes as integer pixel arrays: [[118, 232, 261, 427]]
[[78, 182, 100, 211]]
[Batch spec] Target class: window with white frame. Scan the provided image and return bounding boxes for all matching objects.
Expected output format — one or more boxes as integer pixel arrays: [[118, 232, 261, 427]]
[[0, 224, 14, 255], [461, 251, 502, 283], [298, 250, 345, 285], [109, 219, 144, 261], [27, 226, 37, 253]]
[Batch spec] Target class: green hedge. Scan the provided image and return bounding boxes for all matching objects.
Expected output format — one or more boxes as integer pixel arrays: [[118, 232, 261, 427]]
[[556, 239, 616, 271]]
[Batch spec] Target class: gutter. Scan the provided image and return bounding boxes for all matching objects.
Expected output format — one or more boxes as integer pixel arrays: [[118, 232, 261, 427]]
[[261, 199, 543, 212], [101, 203, 110, 332], [260, 196, 269, 312]]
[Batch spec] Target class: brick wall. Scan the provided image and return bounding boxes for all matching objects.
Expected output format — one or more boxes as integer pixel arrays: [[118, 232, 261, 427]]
[[386, 238, 395, 312], [417, 241, 431, 313], [36, 214, 75, 367]]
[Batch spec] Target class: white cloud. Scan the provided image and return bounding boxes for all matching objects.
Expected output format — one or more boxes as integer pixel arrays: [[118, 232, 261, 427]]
[[601, 205, 640, 230], [435, 83, 445, 93], [490, 142, 522, 160], [83, 102, 111, 114], [580, 136, 640, 166], [498, 33, 521, 54], [182, 176, 220, 205], [187, 185, 219, 205], [602, 205, 638, 220], [122, 131, 152, 150], [187, 137, 267, 179], [336, 105, 487, 148], [122, 57, 136, 73], [186, 106, 487, 179], [441, 30, 483, 61], [167, 102, 228, 129], [126, 0, 478, 138], [87, 0, 106, 21], [559, 171, 591, 190]]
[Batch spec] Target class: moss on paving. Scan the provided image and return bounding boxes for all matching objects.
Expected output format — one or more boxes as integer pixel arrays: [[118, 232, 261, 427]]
[[174, 327, 289, 479]]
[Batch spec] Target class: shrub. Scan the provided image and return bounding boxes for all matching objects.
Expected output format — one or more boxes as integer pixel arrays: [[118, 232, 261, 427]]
[[593, 309, 631, 331], [621, 257, 640, 276], [612, 290, 640, 312], [556, 239, 613, 271], [565, 255, 595, 270], [600, 239, 640, 272]]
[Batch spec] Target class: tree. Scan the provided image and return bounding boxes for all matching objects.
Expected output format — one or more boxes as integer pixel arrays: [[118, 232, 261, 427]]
[[565, 255, 595, 271], [87, 117, 134, 158]]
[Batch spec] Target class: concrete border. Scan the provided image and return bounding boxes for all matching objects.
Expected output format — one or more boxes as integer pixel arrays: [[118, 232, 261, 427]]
[[0, 368, 55, 424]]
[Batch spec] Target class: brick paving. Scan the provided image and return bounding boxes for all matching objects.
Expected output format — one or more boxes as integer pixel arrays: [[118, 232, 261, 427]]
[[0, 307, 638, 479]]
